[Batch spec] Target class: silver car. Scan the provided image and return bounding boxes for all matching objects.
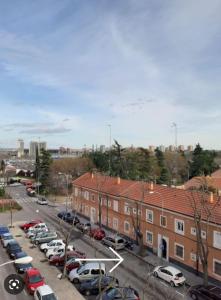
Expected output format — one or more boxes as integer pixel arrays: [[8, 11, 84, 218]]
[[32, 232, 58, 245], [1, 233, 14, 247], [101, 236, 126, 250]]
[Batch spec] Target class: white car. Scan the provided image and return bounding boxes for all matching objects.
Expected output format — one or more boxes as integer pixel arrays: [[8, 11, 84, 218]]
[[46, 245, 75, 259], [34, 284, 57, 300], [153, 266, 186, 287], [40, 239, 64, 253], [1, 233, 14, 247], [37, 197, 48, 205], [26, 223, 48, 238]]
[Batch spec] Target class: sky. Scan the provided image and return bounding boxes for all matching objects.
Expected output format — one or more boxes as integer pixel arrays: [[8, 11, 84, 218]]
[[0, 0, 221, 150]]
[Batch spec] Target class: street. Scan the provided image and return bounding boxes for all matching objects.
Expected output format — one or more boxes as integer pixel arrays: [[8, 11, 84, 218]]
[[0, 185, 192, 300]]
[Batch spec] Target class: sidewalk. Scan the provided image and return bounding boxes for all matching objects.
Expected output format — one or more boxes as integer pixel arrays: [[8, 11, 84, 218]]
[[11, 222, 85, 300]]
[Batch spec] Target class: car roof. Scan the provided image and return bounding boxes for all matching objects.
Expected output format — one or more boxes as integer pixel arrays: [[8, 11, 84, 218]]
[[164, 266, 182, 274], [8, 240, 19, 245], [2, 232, 12, 237], [27, 268, 41, 276], [82, 262, 105, 269], [15, 251, 27, 258], [36, 285, 53, 296]]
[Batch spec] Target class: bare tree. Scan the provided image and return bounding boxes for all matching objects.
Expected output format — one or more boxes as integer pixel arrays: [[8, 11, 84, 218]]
[[188, 179, 220, 286]]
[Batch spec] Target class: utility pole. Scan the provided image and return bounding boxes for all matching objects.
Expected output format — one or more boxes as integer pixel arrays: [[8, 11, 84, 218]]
[[108, 124, 112, 176]]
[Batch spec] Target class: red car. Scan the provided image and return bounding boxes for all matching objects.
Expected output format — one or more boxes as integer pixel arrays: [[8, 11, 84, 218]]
[[89, 228, 106, 240], [65, 257, 82, 273], [20, 220, 42, 231], [24, 268, 45, 295], [49, 250, 86, 266]]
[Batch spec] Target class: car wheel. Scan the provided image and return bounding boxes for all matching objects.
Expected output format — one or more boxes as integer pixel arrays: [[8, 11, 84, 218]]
[[44, 249, 47, 253], [190, 293, 198, 300], [73, 278, 79, 284], [85, 290, 91, 296], [153, 271, 158, 278], [170, 281, 175, 287]]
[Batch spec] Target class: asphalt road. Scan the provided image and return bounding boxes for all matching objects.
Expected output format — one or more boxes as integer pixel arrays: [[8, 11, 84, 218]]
[[3, 185, 192, 300]]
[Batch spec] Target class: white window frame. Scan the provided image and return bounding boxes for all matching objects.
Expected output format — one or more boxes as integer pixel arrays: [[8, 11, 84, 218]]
[[201, 230, 206, 239], [175, 219, 185, 235], [190, 252, 196, 262], [146, 209, 153, 223], [84, 191, 89, 200], [124, 203, 131, 215], [113, 200, 118, 212], [146, 231, 153, 245], [108, 199, 112, 208], [133, 208, 137, 214], [174, 243, 184, 260], [74, 187, 78, 197], [138, 209, 142, 216], [213, 259, 221, 278], [113, 217, 118, 230], [213, 231, 221, 249], [124, 221, 130, 233], [191, 227, 196, 236], [160, 215, 167, 227]]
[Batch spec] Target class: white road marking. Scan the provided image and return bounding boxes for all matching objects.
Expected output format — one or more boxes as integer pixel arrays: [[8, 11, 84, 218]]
[[23, 289, 28, 296], [176, 291, 185, 297]]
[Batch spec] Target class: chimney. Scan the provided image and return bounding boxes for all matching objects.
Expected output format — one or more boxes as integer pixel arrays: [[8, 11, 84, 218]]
[[210, 192, 214, 204], [150, 181, 153, 191], [117, 176, 121, 185]]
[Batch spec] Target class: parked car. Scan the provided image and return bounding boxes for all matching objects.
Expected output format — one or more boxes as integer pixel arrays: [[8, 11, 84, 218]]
[[27, 189, 36, 197], [65, 257, 82, 274], [68, 262, 106, 284], [101, 236, 126, 250], [79, 275, 119, 296], [34, 285, 57, 300], [6, 240, 22, 258], [57, 211, 67, 219], [49, 250, 86, 266], [0, 225, 9, 238], [40, 239, 64, 253], [20, 220, 42, 231], [98, 287, 140, 300], [76, 222, 91, 233], [153, 266, 186, 287], [188, 284, 221, 300], [26, 223, 48, 237], [89, 228, 106, 240], [31, 231, 57, 245], [24, 268, 45, 295], [26, 227, 48, 238], [46, 244, 74, 259], [14, 251, 33, 273], [36, 197, 48, 205], [1, 232, 14, 247], [65, 214, 80, 225]]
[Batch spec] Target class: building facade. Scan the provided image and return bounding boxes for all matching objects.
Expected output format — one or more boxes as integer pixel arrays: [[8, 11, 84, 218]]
[[17, 139, 24, 158], [72, 173, 221, 283]]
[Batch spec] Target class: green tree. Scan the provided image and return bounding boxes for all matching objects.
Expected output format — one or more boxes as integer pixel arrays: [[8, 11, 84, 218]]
[[39, 149, 52, 194]]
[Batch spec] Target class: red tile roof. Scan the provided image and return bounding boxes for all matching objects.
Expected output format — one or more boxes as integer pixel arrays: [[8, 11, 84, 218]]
[[73, 173, 221, 225], [184, 176, 221, 191], [211, 169, 221, 178]]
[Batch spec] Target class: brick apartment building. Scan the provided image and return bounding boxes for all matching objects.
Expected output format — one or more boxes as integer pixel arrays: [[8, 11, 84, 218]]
[[72, 172, 221, 283]]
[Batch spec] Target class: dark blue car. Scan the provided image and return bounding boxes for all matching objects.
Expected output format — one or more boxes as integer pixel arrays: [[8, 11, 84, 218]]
[[14, 251, 33, 273], [0, 225, 9, 238], [6, 241, 22, 259]]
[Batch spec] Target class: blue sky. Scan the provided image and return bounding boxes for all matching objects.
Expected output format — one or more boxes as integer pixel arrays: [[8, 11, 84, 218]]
[[0, 0, 221, 149]]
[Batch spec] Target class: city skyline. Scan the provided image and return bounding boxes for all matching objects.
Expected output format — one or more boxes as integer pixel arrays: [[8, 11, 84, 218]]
[[0, 1, 221, 149]]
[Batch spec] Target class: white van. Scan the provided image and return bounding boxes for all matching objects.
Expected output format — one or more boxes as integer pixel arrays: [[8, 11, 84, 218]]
[[68, 262, 105, 283]]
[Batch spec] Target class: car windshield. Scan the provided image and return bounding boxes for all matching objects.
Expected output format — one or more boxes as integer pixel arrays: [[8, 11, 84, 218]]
[[4, 235, 13, 240], [77, 265, 85, 274], [42, 294, 57, 300], [29, 274, 43, 283]]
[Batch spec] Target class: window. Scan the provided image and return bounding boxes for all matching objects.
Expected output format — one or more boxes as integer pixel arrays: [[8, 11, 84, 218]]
[[160, 215, 167, 227], [124, 203, 130, 215], [74, 187, 78, 197], [133, 208, 137, 214], [175, 219, 185, 235], [191, 227, 196, 236], [84, 191, 89, 200], [175, 243, 184, 260], [214, 259, 221, 277], [190, 253, 196, 262], [113, 218, 118, 230], [91, 194, 95, 202], [85, 206, 89, 216], [146, 209, 153, 223], [146, 231, 153, 245], [138, 209, 142, 216], [201, 230, 206, 239], [213, 231, 221, 249], [124, 221, 130, 233], [108, 200, 112, 208], [113, 200, 118, 212]]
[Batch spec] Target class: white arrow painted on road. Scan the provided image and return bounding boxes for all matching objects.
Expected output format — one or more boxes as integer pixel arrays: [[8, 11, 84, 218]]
[[75, 247, 124, 273]]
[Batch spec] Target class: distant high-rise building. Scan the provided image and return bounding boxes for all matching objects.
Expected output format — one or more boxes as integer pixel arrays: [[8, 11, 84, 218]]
[[187, 145, 193, 152], [38, 142, 47, 153], [159, 145, 165, 152], [17, 139, 24, 158], [100, 145, 105, 153], [168, 145, 175, 152], [178, 145, 185, 151], [29, 141, 38, 158], [149, 145, 155, 152]]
